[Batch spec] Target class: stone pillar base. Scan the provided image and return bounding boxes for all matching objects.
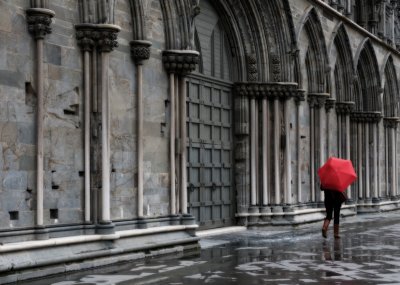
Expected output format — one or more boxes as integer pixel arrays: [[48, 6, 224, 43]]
[[35, 226, 49, 240], [96, 221, 115, 234], [137, 217, 147, 229], [181, 214, 196, 225], [84, 223, 96, 235], [169, 214, 181, 225], [272, 205, 283, 213]]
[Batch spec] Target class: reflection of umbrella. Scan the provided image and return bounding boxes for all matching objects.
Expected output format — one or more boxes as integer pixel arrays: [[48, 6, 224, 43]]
[[318, 157, 357, 192]]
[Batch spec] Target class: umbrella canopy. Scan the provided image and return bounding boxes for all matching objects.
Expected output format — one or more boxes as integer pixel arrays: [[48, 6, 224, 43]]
[[318, 157, 357, 192]]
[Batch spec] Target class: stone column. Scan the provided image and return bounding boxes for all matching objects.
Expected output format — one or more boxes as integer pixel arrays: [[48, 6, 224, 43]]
[[262, 97, 269, 207], [336, 102, 355, 200], [308, 93, 330, 203], [96, 24, 120, 234], [365, 122, 370, 200], [295, 92, 305, 204], [325, 99, 336, 156], [372, 121, 379, 202], [250, 96, 257, 208], [233, 84, 250, 224], [284, 99, 291, 205], [76, 24, 96, 224], [162, 50, 199, 224], [384, 117, 399, 199], [273, 97, 281, 206], [130, 40, 152, 227], [350, 111, 382, 203], [26, 7, 55, 239]]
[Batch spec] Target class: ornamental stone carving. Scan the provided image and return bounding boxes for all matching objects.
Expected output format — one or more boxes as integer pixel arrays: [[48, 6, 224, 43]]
[[162, 50, 200, 75], [307, 93, 330, 108], [335, 101, 355, 114], [383, 117, 400, 128], [246, 54, 258, 82], [270, 53, 281, 82], [75, 24, 96, 52], [325, 98, 336, 111], [95, 25, 120, 53], [26, 8, 55, 40], [234, 82, 302, 100], [351, 111, 382, 123], [130, 40, 152, 65]]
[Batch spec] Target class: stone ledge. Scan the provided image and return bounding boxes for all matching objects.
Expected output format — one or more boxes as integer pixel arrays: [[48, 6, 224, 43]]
[[0, 226, 199, 283]]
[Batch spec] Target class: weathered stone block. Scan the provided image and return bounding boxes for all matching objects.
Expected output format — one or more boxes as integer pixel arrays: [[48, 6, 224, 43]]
[[2, 171, 27, 190]]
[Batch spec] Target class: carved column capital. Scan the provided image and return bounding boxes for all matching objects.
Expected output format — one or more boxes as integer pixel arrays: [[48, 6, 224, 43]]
[[351, 111, 382, 123], [234, 82, 301, 101], [335, 101, 355, 114], [130, 40, 152, 65], [75, 24, 97, 52], [325, 98, 336, 111], [307, 93, 330, 109], [383, 117, 400, 128], [26, 8, 55, 40], [95, 24, 120, 53], [162, 50, 200, 75]]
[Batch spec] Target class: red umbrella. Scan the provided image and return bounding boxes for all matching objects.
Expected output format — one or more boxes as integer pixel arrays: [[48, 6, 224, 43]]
[[318, 157, 357, 192]]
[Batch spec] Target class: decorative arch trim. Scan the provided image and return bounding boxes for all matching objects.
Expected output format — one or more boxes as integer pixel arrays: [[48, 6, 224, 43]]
[[383, 55, 399, 117], [354, 39, 381, 112], [331, 23, 355, 102], [299, 7, 329, 93]]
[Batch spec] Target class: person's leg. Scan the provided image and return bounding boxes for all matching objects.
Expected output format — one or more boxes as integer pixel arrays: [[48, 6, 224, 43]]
[[322, 191, 333, 238], [333, 202, 342, 238]]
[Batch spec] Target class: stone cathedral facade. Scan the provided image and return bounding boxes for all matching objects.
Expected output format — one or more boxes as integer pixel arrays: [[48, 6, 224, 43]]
[[1, 0, 400, 281]]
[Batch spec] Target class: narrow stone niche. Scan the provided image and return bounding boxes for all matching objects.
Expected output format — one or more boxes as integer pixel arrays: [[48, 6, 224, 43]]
[[9, 211, 19, 221], [50, 209, 58, 219]]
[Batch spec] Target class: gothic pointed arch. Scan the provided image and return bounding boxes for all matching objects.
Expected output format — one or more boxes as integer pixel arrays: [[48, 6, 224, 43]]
[[383, 55, 399, 117], [252, 0, 296, 82], [298, 7, 329, 94], [193, 18, 233, 80], [160, 0, 201, 50], [354, 39, 381, 112], [332, 23, 355, 102], [129, 0, 146, 40]]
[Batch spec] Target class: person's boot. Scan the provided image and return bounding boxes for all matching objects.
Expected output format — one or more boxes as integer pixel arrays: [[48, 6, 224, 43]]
[[322, 219, 330, 238], [334, 224, 340, 239]]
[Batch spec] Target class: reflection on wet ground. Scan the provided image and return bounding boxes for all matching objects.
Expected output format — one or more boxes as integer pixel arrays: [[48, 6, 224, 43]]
[[21, 213, 400, 284]]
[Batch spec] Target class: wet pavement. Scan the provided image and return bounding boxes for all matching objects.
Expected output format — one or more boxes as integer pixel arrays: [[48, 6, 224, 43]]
[[18, 211, 400, 284]]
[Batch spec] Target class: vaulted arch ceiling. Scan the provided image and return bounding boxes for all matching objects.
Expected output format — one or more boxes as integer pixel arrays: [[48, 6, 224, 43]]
[[383, 55, 399, 117], [354, 39, 381, 112], [333, 24, 354, 102]]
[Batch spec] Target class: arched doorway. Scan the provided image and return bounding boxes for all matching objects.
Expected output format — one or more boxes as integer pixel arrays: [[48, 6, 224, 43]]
[[187, 0, 235, 229]]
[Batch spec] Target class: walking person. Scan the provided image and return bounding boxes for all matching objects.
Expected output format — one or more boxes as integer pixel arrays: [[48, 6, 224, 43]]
[[321, 186, 347, 239]]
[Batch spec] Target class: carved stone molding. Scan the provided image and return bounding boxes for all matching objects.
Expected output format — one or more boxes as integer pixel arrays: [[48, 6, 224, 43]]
[[94, 24, 120, 53], [307, 93, 330, 108], [247, 54, 258, 82], [350, 111, 382, 123], [75, 24, 96, 52], [234, 82, 302, 100], [270, 53, 281, 82], [162, 50, 200, 75], [335, 101, 355, 114], [130, 40, 152, 65], [26, 8, 55, 40], [383, 117, 400, 128]]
